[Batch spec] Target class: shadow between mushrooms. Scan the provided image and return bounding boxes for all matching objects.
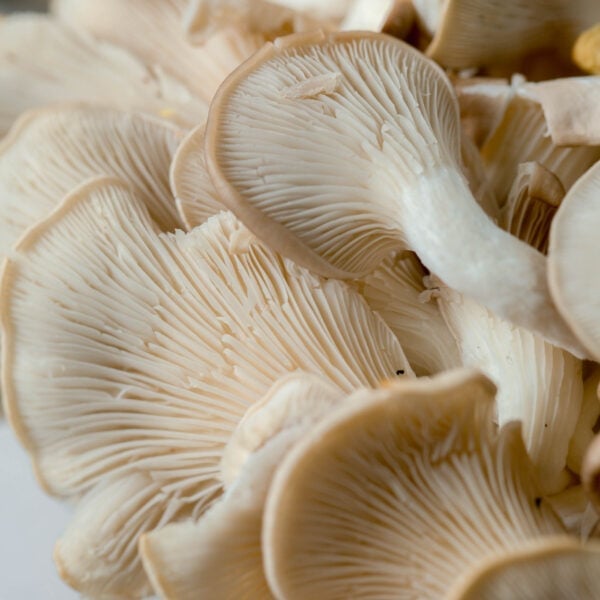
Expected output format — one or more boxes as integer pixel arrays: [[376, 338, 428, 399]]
[[0, 177, 410, 596], [206, 30, 586, 357]]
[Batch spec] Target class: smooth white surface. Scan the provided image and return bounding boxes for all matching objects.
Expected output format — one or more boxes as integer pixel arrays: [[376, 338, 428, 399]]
[[0, 421, 78, 599]]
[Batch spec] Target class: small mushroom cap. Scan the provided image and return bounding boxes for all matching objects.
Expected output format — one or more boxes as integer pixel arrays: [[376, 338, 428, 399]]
[[545, 485, 598, 539], [448, 537, 600, 600], [169, 123, 227, 230], [263, 369, 564, 600], [340, 0, 414, 36], [499, 162, 565, 255], [0, 105, 185, 261], [1, 177, 409, 594], [0, 14, 205, 134], [141, 373, 344, 600], [221, 372, 344, 486], [548, 161, 600, 362], [572, 23, 600, 75]]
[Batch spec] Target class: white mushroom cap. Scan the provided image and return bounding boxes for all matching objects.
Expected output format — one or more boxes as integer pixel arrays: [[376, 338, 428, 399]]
[[499, 162, 565, 255], [355, 251, 461, 376], [448, 537, 600, 600], [546, 485, 598, 539], [263, 369, 564, 599], [340, 0, 415, 37], [548, 161, 600, 362], [431, 277, 582, 494], [1, 177, 410, 595], [206, 30, 586, 356], [0, 14, 205, 134], [170, 123, 227, 230], [141, 373, 344, 599], [0, 105, 185, 262]]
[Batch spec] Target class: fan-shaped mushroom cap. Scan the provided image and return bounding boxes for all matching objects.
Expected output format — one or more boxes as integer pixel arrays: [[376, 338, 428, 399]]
[[0, 14, 204, 134], [207, 30, 585, 356], [0, 105, 184, 261], [1, 177, 409, 595], [423, 0, 600, 73], [431, 278, 582, 494], [141, 373, 344, 599], [481, 85, 600, 210], [51, 0, 267, 105], [546, 485, 599, 539], [263, 369, 564, 600], [548, 161, 600, 362], [355, 252, 461, 376], [499, 162, 565, 255], [448, 537, 600, 600], [170, 123, 227, 230]]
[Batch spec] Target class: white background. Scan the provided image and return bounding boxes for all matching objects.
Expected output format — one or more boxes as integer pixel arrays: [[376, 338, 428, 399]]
[[0, 422, 79, 599]]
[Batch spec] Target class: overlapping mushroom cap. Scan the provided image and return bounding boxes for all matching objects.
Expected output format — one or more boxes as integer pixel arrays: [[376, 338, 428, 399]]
[[0, 176, 410, 596], [262, 369, 566, 599], [205, 30, 585, 356]]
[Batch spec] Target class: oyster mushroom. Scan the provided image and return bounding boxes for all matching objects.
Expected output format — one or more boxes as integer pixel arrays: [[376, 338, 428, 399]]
[[141, 373, 344, 599], [548, 160, 600, 362], [0, 14, 204, 134], [499, 161, 565, 255], [429, 277, 582, 494], [51, 0, 269, 105], [1, 177, 410, 596], [572, 23, 600, 75], [262, 369, 565, 599], [448, 538, 600, 600], [206, 30, 585, 356], [169, 123, 227, 230]]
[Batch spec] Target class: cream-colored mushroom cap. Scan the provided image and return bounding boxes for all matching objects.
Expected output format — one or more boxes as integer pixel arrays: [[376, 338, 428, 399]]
[[0, 14, 204, 134], [207, 30, 585, 356], [141, 373, 344, 600], [263, 369, 564, 600], [573, 24, 600, 75], [548, 161, 600, 362], [0, 105, 185, 261], [1, 177, 410, 596], [448, 537, 600, 600], [170, 123, 227, 230]]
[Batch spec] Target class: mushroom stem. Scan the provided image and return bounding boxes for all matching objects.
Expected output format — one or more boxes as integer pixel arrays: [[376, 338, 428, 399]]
[[403, 166, 585, 358]]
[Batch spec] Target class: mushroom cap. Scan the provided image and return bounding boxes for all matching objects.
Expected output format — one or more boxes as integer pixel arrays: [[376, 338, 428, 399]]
[[0, 105, 185, 262], [52, 0, 267, 105], [206, 30, 460, 278], [432, 278, 582, 494], [1, 177, 409, 594], [0, 14, 205, 134], [548, 160, 600, 362], [572, 23, 600, 75], [141, 373, 344, 600], [499, 161, 564, 255], [263, 369, 564, 599], [169, 123, 227, 230], [448, 537, 600, 600]]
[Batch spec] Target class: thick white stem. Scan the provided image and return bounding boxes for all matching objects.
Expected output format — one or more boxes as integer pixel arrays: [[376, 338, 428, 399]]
[[402, 167, 586, 358]]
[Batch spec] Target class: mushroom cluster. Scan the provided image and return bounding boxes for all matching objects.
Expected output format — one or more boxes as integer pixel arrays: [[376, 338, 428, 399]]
[[1, 1, 600, 598]]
